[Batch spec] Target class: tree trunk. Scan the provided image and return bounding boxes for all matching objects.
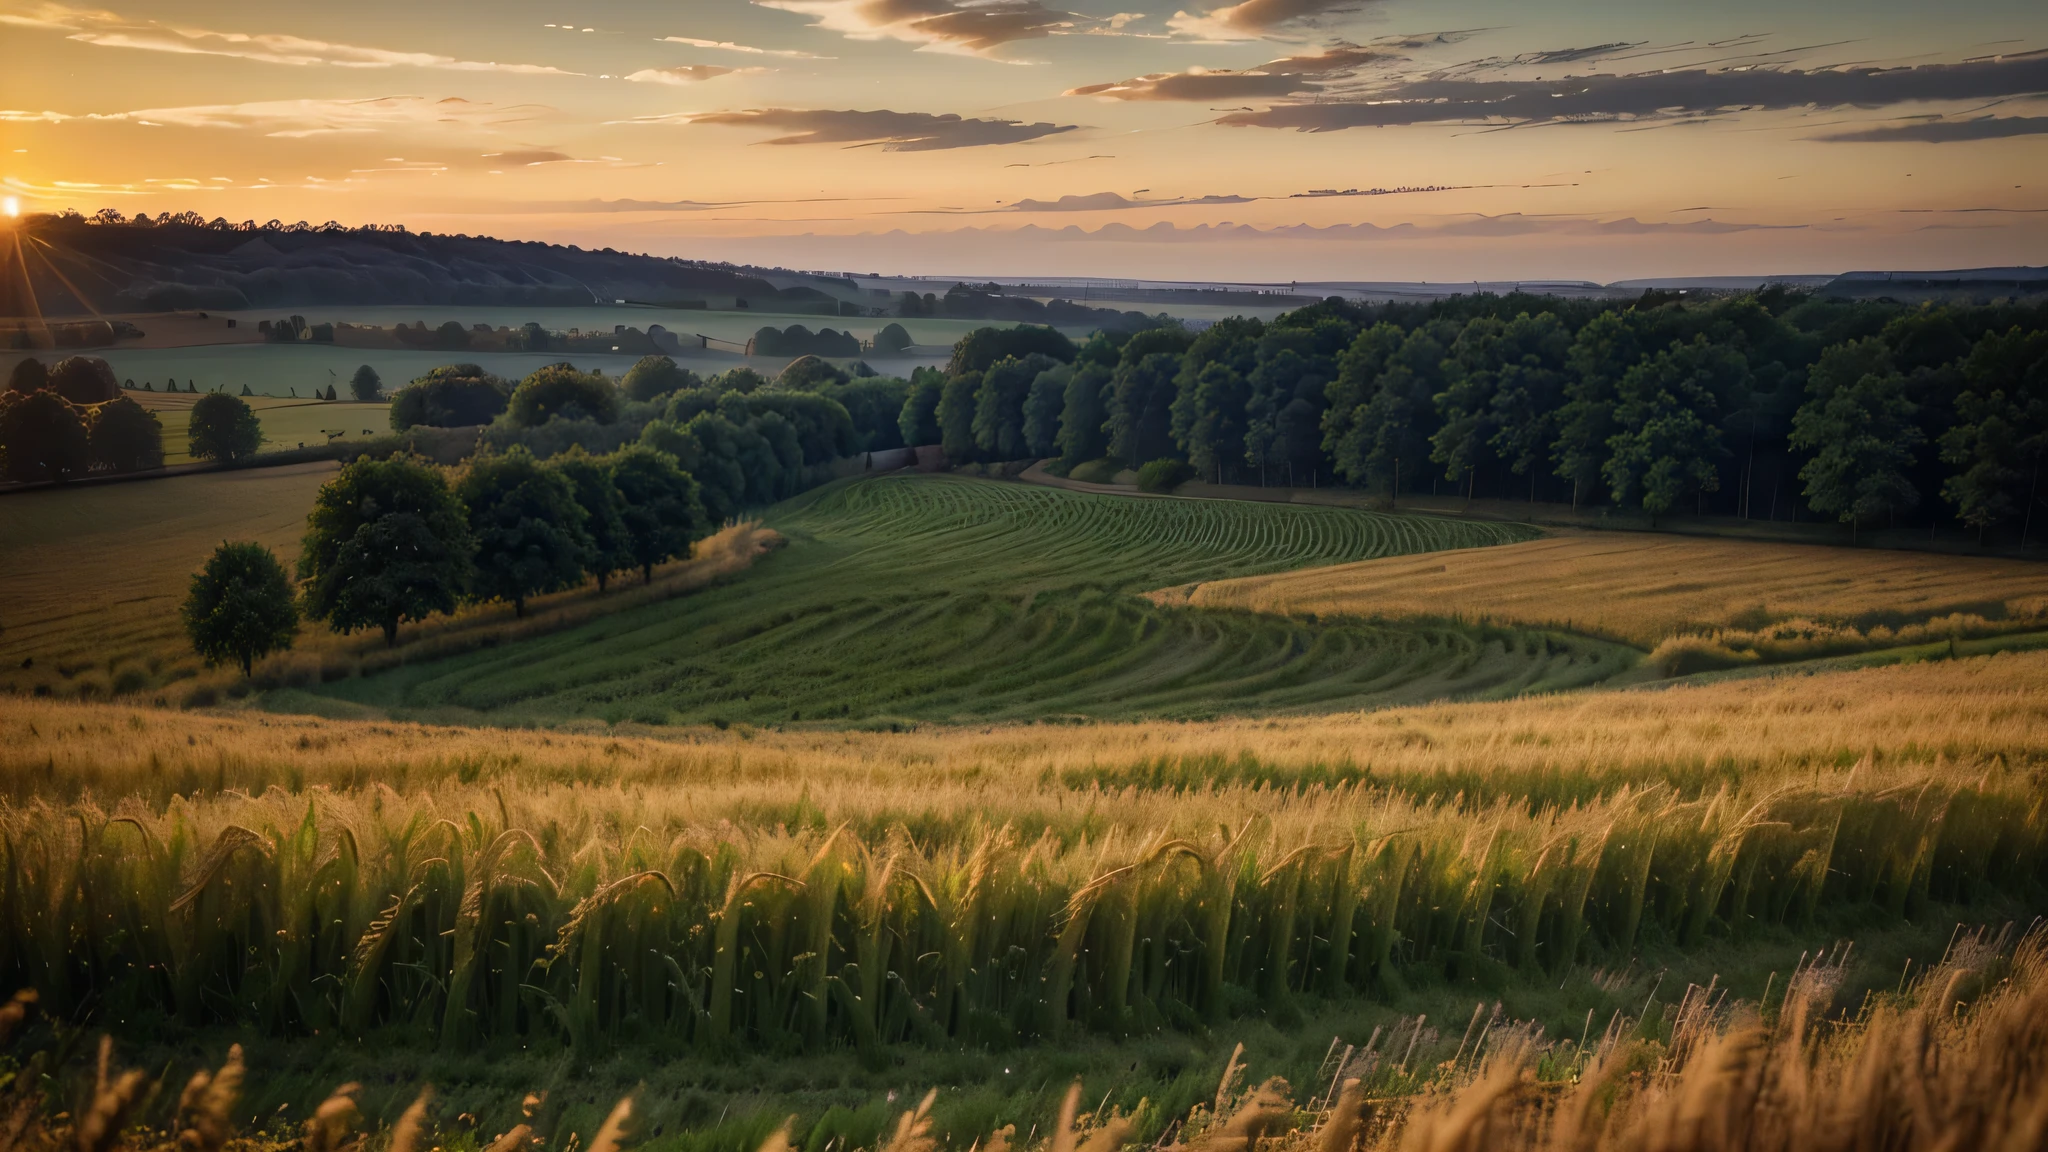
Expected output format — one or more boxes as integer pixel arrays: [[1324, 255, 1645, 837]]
[[597, 571, 609, 593], [644, 563, 654, 584], [241, 653, 254, 678], [2024, 461, 2041, 551], [514, 596, 526, 619], [384, 617, 400, 647]]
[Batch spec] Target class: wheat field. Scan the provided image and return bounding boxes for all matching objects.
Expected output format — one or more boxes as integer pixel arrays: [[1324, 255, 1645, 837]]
[[1162, 532, 2048, 649]]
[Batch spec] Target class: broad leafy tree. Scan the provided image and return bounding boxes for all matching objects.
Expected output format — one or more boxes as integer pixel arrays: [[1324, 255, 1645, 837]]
[[1792, 339, 1923, 540], [622, 355, 701, 402], [509, 363, 619, 427], [1053, 363, 1111, 469], [610, 445, 708, 582], [182, 541, 299, 676], [0, 389, 90, 483], [458, 446, 591, 617], [1941, 328, 2048, 542], [89, 396, 164, 473], [389, 365, 509, 430], [1604, 338, 1746, 520], [897, 368, 944, 448], [299, 455, 475, 645], [188, 393, 263, 462], [552, 447, 630, 591], [936, 371, 980, 465]]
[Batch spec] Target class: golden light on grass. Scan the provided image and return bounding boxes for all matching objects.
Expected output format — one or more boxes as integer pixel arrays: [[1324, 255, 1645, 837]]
[[1165, 531, 2048, 650]]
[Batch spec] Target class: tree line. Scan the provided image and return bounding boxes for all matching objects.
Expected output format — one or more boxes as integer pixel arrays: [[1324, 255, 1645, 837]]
[[903, 292, 2048, 543], [184, 442, 710, 673]]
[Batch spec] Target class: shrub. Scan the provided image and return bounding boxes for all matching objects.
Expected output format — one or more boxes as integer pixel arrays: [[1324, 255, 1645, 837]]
[[188, 393, 263, 462], [509, 363, 619, 427], [388, 365, 509, 430], [88, 395, 165, 472], [0, 389, 90, 482], [1648, 635, 1759, 677], [182, 541, 299, 676], [622, 355, 701, 402], [1068, 458, 1123, 485], [1137, 458, 1195, 493]]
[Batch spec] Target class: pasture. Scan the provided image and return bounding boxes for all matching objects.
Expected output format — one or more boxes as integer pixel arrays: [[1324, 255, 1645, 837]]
[[0, 461, 338, 698], [306, 474, 1627, 726], [130, 392, 390, 464], [1168, 531, 2048, 651]]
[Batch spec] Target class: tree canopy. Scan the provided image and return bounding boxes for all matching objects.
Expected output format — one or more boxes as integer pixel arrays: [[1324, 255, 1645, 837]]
[[299, 454, 476, 645], [182, 541, 298, 676]]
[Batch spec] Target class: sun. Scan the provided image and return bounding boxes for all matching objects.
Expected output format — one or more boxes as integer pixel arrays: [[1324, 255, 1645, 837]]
[[1, 196, 18, 219]]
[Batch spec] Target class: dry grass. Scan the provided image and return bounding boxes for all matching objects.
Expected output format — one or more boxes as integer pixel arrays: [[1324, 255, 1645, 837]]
[[4, 929, 2044, 1152], [1162, 532, 2048, 650], [0, 459, 778, 702]]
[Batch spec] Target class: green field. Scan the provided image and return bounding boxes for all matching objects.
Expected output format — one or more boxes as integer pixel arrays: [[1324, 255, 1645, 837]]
[[304, 474, 1630, 726]]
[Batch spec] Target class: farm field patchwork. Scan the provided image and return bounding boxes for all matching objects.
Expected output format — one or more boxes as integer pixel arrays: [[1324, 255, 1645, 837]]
[[304, 474, 1628, 726], [1167, 531, 2048, 650]]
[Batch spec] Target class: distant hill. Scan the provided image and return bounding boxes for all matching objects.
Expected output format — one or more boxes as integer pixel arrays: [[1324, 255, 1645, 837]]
[[1821, 266, 2048, 302], [3, 213, 808, 316]]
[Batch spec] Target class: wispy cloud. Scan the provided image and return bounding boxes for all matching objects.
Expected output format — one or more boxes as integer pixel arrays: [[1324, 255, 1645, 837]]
[[753, 0, 1076, 57], [9, 95, 551, 137], [7, 1, 577, 74], [1167, 0, 1374, 42], [1818, 115, 2048, 143], [1219, 50, 2048, 131], [1067, 45, 1384, 101], [626, 107, 1081, 150], [625, 65, 748, 85], [658, 35, 830, 59]]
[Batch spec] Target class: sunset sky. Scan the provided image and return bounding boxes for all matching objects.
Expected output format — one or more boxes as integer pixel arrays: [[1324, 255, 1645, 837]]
[[4, 0, 2046, 281]]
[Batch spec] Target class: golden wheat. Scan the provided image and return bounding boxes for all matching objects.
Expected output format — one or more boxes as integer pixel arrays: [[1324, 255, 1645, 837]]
[[1164, 532, 2048, 649]]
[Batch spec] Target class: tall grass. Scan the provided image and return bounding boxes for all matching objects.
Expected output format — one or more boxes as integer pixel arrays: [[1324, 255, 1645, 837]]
[[1, 747, 2038, 1051], [6, 928, 2046, 1152]]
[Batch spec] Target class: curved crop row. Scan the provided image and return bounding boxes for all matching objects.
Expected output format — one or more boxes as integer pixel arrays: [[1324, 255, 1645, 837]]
[[313, 476, 1578, 726]]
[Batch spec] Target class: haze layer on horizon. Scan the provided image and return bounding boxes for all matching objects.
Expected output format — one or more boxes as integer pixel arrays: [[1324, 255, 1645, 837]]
[[3, 0, 2045, 282]]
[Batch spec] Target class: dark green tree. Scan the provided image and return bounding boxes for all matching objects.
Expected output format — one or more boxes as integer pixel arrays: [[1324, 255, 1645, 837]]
[[947, 325, 1076, 376], [777, 355, 849, 391], [611, 445, 708, 582], [1182, 361, 1251, 483], [509, 363, 619, 427], [1552, 311, 1646, 509], [936, 371, 981, 465], [1053, 363, 1111, 469], [973, 354, 1058, 460], [1021, 364, 1070, 459], [89, 396, 164, 473], [46, 357, 119, 405], [1791, 339, 1923, 540], [552, 447, 631, 590], [349, 364, 383, 402], [1106, 352, 1181, 468], [459, 446, 592, 617], [6, 358, 47, 395], [1940, 328, 2048, 543], [188, 392, 263, 462], [622, 355, 700, 403], [299, 455, 475, 645], [819, 377, 911, 452], [872, 322, 914, 354], [0, 390, 90, 483], [1603, 338, 1746, 520], [389, 365, 510, 430], [182, 541, 299, 676], [898, 368, 944, 448]]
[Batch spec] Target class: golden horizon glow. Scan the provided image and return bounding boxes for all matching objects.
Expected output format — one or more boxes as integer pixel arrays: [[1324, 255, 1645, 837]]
[[2, 0, 2045, 280]]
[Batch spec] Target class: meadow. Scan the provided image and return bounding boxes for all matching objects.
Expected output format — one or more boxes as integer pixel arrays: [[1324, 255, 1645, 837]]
[[304, 474, 1628, 727], [129, 392, 390, 465]]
